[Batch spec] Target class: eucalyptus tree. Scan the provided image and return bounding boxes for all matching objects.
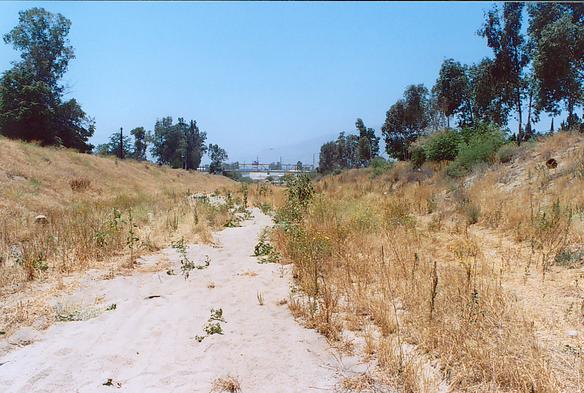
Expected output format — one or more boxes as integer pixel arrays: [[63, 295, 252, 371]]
[[0, 8, 94, 151]]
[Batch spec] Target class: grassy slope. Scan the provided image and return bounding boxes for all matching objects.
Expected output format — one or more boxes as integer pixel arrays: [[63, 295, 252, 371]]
[[276, 132, 584, 392], [0, 137, 236, 333]]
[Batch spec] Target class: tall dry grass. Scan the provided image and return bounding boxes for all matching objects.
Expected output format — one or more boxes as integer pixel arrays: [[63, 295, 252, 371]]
[[274, 132, 584, 392]]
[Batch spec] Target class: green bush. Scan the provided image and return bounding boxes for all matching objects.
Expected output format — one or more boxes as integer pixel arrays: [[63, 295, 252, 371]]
[[447, 126, 506, 177], [369, 157, 392, 177], [409, 142, 426, 169], [424, 129, 462, 162]]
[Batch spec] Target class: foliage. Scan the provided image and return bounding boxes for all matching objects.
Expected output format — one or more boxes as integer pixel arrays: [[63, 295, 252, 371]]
[[0, 8, 94, 151], [130, 127, 148, 160], [318, 141, 338, 174], [208, 143, 228, 174], [432, 59, 470, 127], [195, 308, 226, 342], [150, 117, 207, 169], [528, 4, 583, 120], [369, 157, 392, 177], [382, 84, 430, 160], [171, 237, 210, 279], [95, 131, 133, 158], [254, 229, 281, 263], [447, 125, 506, 176], [318, 119, 380, 174], [275, 174, 314, 225], [355, 118, 380, 165], [479, 3, 531, 142], [408, 141, 426, 169], [423, 129, 462, 162]]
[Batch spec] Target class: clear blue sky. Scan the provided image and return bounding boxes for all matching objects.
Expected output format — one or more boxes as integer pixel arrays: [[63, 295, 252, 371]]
[[0, 2, 544, 163]]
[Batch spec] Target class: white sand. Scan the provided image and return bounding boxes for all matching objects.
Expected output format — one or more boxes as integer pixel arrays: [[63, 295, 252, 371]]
[[0, 209, 349, 392]]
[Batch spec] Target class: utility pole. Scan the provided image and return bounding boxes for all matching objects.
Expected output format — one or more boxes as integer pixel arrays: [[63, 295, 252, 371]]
[[119, 127, 124, 159]]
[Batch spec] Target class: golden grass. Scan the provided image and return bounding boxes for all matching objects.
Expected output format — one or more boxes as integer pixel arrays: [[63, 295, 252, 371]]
[[0, 137, 237, 334], [275, 132, 584, 392]]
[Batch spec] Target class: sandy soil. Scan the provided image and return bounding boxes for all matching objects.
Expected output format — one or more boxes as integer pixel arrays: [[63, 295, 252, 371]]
[[0, 209, 351, 392]]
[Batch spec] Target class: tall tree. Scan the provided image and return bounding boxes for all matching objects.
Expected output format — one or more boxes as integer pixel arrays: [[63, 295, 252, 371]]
[[467, 58, 511, 127], [318, 141, 338, 174], [183, 120, 207, 170], [432, 59, 470, 128], [528, 3, 583, 126], [130, 127, 148, 160], [479, 2, 530, 143], [0, 8, 94, 152], [95, 132, 132, 157], [382, 84, 430, 160], [150, 116, 207, 169], [208, 143, 228, 174], [355, 118, 380, 165]]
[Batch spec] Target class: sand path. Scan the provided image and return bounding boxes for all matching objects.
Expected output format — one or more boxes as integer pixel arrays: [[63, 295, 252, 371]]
[[0, 209, 343, 392]]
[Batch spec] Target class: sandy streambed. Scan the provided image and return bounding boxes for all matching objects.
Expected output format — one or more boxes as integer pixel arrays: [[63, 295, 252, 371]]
[[0, 209, 343, 392]]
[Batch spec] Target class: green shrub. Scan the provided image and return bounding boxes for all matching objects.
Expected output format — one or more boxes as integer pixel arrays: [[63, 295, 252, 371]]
[[496, 143, 517, 163], [408, 142, 426, 169], [424, 129, 462, 162], [275, 174, 314, 224], [447, 126, 506, 177], [369, 157, 392, 177]]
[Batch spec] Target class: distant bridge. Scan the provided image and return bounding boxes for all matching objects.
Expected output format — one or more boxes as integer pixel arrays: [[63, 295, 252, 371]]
[[198, 163, 315, 175]]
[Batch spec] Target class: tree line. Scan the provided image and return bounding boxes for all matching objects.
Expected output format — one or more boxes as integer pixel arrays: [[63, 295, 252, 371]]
[[319, 3, 583, 172], [0, 8, 228, 173]]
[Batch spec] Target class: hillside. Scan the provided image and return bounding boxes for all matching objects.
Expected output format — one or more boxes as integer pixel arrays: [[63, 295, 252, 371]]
[[273, 131, 584, 392], [0, 138, 236, 333]]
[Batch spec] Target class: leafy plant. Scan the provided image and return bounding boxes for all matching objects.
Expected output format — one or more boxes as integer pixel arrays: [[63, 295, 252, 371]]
[[171, 238, 210, 278], [195, 308, 226, 342], [254, 229, 281, 263], [424, 129, 462, 161]]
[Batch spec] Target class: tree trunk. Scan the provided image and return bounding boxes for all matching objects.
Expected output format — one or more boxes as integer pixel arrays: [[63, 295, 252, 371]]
[[525, 92, 533, 140], [516, 90, 523, 146]]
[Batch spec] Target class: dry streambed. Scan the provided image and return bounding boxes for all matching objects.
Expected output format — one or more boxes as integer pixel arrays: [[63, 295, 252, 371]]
[[0, 208, 360, 392]]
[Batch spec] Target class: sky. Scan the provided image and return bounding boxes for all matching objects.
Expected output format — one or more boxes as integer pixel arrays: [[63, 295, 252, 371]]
[[0, 2, 550, 164]]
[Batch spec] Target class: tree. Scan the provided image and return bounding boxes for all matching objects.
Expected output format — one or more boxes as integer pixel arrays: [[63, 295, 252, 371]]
[[181, 119, 207, 170], [382, 84, 430, 160], [0, 8, 94, 152], [130, 127, 148, 160], [95, 132, 132, 157], [208, 144, 228, 174], [528, 4, 583, 124], [355, 118, 380, 166], [479, 3, 530, 143], [150, 116, 207, 169], [432, 59, 470, 128], [467, 58, 511, 127], [296, 161, 303, 171], [336, 131, 360, 169], [318, 141, 338, 174]]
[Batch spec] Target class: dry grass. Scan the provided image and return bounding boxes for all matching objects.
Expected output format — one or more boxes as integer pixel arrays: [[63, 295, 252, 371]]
[[274, 132, 584, 392], [211, 375, 242, 393], [0, 137, 237, 334]]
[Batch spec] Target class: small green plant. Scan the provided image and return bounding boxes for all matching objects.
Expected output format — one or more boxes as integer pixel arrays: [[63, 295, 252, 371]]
[[195, 308, 226, 342], [254, 229, 281, 263], [106, 303, 117, 311], [126, 209, 140, 266], [171, 238, 210, 278]]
